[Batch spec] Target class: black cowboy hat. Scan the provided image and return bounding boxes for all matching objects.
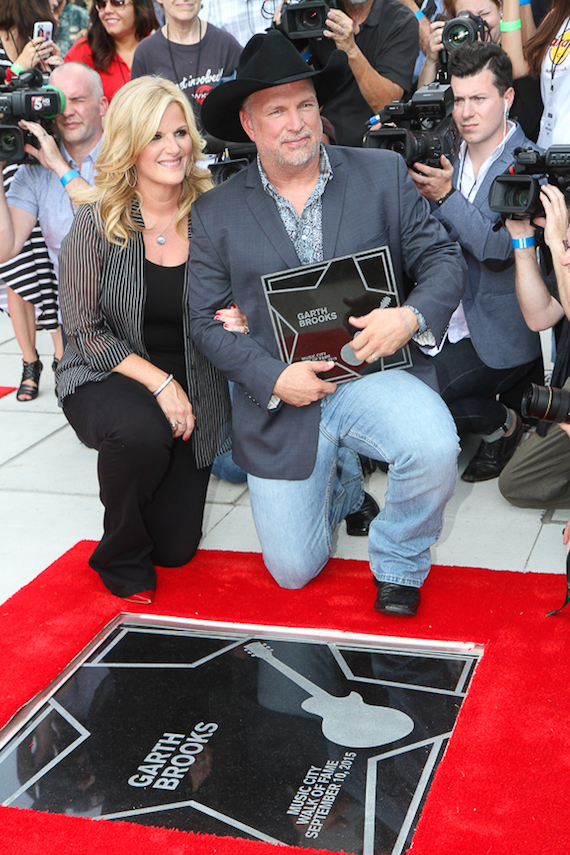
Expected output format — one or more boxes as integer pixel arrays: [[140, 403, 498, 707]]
[[201, 29, 348, 143]]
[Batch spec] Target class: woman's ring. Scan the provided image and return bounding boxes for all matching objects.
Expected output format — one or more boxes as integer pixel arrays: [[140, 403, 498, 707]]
[[170, 421, 177, 429]]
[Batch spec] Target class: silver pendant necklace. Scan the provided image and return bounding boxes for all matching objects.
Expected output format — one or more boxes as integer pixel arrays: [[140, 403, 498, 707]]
[[141, 207, 178, 244]]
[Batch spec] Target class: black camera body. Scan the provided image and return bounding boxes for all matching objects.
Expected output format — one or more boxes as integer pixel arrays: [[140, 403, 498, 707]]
[[441, 12, 490, 53], [488, 146, 570, 218], [203, 136, 257, 185], [278, 0, 333, 40], [363, 82, 460, 168], [0, 68, 64, 165]]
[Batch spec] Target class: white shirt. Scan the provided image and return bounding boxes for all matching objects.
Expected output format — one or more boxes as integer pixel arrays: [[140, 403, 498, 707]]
[[205, 0, 273, 47], [538, 16, 570, 148], [424, 121, 516, 356]]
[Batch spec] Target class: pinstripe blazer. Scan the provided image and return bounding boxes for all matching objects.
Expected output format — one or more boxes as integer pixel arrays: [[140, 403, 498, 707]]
[[56, 202, 231, 468]]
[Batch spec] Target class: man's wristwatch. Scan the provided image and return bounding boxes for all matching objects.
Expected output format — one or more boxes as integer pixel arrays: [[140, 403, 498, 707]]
[[437, 187, 456, 206]]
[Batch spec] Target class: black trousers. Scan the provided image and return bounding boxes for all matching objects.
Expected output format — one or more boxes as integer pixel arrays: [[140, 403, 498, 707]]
[[63, 373, 211, 597], [433, 338, 540, 435]]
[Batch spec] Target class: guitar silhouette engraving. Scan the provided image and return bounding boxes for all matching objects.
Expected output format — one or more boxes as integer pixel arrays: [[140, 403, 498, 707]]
[[244, 642, 414, 748]]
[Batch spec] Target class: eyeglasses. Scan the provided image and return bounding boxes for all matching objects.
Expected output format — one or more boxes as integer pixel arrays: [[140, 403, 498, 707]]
[[94, 0, 132, 10]]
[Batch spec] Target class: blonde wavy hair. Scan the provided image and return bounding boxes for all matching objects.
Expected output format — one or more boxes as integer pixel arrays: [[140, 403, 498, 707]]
[[78, 75, 213, 247]]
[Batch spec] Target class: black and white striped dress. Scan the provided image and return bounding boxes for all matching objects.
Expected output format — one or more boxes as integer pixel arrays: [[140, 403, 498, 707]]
[[0, 41, 59, 331]]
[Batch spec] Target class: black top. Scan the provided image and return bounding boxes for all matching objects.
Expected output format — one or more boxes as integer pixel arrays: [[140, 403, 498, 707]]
[[144, 259, 187, 393]]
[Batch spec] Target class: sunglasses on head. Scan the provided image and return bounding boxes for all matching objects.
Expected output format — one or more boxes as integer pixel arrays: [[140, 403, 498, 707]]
[[94, 0, 132, 9]]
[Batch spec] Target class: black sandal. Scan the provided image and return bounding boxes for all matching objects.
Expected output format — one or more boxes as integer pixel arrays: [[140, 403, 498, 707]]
[[52, 357, 60, 397], [16, 352, 43, 402]]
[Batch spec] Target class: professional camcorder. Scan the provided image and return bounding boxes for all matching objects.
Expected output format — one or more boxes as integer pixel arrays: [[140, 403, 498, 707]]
[[522, 383, 570, 424], [363, 82, 460, 168], [441, 11, 490, 53], [203, 136, 257, 185], [488, 146, 570, 218], [277, 0, 335, 40], [0, 67, 65, 164]]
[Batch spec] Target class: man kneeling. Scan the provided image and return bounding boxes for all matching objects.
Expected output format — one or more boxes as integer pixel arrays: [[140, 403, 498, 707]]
[[189, 30, 466, 616]]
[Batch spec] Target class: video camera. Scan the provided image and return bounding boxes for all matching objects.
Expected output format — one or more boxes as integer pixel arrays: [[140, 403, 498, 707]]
[[203, 136, 257, 185], [0, 67, 65, 164], [488, 146, 570, 218], [363, 82, 460, 168], [277, 0, 335, 41]]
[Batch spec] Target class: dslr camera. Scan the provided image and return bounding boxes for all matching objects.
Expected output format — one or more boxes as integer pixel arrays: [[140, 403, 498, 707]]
[[363, 82, 460, 168], [441, 11, 490, 53], [488, 146, 570, 218], [277, 0, 335, 41], [0, 67, 64, 164]]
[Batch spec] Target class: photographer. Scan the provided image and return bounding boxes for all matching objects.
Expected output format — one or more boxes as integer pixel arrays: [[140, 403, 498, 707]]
[[417, 0, 542, 141], [276, 0, 420, 146], [411, 42, 543, 482], [0, 62, 107, 398], [499, 184, 570, 509]]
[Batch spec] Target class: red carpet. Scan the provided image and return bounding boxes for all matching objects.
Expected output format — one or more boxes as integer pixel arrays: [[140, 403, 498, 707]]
[[1, 543, 569, 854], [0, 386, 16, 398]]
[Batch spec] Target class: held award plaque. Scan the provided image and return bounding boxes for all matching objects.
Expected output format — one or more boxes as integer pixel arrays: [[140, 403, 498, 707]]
[[262, 247, 413, 384]]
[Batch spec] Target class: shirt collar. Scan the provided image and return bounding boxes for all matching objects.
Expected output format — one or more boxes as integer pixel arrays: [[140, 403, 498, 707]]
[[59, 132, 104, 170], [257, 144, 333, 198], [459, 119, 517, 175]]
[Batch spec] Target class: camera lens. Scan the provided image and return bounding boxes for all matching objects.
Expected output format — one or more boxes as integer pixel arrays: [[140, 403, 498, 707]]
[[521, 383, 570, 423], [0, 130, 18, 155], [506, 185, 530, 209], [445, 23, 471, 48], [301, 9, 321, 25]]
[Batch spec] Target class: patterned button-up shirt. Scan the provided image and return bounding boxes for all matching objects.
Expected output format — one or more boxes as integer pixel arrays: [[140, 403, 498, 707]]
[[257, 145, 333, 265]]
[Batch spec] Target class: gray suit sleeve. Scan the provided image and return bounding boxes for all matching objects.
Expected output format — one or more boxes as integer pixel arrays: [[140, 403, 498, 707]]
[[395, 158, 468, 344], [189, 202, 286, 410], [433, 189, 513, 268]]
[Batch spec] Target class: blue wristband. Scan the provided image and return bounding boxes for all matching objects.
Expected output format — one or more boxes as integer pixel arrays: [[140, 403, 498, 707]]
[[512, 236, 536, 249], [519, 0, 532, 5], [415, 8, 425, 19], [60, 169, 80, 187]]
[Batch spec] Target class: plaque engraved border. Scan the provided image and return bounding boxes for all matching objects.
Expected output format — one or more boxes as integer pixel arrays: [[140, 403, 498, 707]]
[[0, 617, 482, 855], [261, 248, 413, 384]]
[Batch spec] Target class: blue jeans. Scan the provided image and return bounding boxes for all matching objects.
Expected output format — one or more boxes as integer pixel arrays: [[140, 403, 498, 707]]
[[247, 371, 460, 589]]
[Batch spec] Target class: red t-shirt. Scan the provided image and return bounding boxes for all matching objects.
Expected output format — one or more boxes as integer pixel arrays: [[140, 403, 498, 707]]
[[65, 38, 130, 101]]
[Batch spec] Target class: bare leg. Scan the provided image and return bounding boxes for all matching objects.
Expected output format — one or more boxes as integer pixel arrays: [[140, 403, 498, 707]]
[[51, 326, 64, 361], [7, 287, 42, 401]]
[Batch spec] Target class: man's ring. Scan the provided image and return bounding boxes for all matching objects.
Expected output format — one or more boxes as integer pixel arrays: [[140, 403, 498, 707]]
[[371, 352, 377, 361]]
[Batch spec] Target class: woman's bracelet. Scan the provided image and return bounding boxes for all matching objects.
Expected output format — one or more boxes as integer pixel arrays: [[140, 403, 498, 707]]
[[152, 373, 173, 397], [500, 19, 522, 31]]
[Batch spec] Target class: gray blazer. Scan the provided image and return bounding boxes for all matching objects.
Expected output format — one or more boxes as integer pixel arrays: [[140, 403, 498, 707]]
[[189, 146, 467, 480], [432, 123, 542, 369]]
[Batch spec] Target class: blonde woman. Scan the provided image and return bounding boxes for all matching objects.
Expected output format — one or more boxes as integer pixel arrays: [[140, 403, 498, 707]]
[[56, 76, 244, 603]]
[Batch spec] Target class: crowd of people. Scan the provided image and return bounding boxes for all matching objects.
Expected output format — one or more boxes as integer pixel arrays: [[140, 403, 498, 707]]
[[1, 0, 570, 615]]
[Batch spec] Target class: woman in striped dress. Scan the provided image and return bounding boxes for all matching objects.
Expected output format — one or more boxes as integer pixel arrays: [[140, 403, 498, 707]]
[[56, 76, 244, 603], [0, 0, 65, 400]]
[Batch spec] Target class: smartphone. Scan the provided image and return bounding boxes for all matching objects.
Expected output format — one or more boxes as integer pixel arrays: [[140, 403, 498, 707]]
[[33, 21, 53, 40]]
